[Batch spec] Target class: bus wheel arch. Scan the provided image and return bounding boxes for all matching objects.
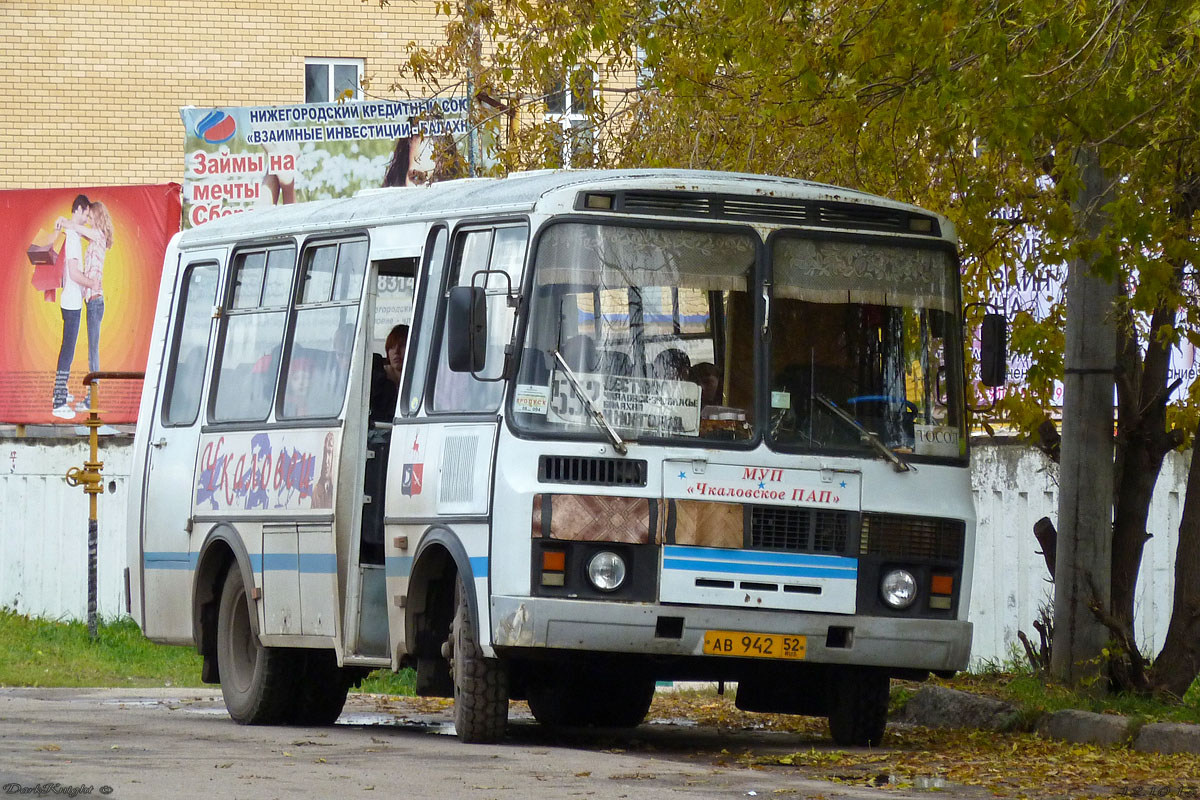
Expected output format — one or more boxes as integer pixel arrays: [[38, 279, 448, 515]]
[[404, 529, 474, 698], [192, 525, 257, 685]]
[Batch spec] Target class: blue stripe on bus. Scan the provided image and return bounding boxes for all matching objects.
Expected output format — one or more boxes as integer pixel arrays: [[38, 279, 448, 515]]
[[663, 558, 856, 580], [386, 556, 489, 580], [663, 545, 857, 571], [143, 552, 195, 570], [143, 552, 335, 573]]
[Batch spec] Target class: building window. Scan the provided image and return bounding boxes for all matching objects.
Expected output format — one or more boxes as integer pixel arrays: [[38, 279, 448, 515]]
[[545, 69, 596, 167], [305, 58, 363, 103]]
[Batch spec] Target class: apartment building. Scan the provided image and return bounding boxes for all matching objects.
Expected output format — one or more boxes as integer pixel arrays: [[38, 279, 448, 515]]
[[0, 0, 446, 189]]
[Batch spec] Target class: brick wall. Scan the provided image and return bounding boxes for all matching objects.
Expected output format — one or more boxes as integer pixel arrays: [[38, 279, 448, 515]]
[[0, 0, 448, 188]]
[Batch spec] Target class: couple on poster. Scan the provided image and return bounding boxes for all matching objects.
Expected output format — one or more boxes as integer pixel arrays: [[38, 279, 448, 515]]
[[50, 193, 112, 419]]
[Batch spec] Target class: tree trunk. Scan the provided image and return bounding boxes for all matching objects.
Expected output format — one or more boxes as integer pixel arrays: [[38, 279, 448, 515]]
[[1111, 307, 1177, 635], [1151, 442, 1200, 698], [1051, 146, 1117, 686]]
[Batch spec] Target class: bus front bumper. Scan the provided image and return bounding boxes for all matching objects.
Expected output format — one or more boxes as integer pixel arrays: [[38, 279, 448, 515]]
[[490, 596, 972, 673]]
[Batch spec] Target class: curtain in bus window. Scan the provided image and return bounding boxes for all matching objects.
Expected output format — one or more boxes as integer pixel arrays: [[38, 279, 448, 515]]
[[771, 238, 954, 311], [163, 263, 218, 426]]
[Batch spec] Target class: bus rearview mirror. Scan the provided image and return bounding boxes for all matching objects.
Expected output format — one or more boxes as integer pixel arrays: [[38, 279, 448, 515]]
[[448, 285, 487, 373], [979, 313, 1007, 387]]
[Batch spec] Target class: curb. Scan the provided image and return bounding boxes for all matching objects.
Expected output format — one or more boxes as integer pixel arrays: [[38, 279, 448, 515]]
[[896, 686, 1200, 755]]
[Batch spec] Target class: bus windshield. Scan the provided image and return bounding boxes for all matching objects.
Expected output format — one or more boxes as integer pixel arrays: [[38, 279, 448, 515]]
[[512, 221, 965, 460]]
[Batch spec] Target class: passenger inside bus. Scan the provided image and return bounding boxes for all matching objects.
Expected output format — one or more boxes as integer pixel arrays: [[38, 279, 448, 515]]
[[651, 348, 691, 381], [370, 323, 408, 423], [690, 361, 722, 408]]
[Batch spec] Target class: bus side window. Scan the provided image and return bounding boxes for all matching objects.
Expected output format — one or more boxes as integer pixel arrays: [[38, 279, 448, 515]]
[[211, 244, 295, 423], [430, 224, 528, 413], [279, 238, 368, 420], [401, 227, 448, 417], [163, 263, 219, 426]]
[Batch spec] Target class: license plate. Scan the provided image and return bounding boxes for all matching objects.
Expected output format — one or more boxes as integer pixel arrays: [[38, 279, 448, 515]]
[[702, 630, 807, 660]]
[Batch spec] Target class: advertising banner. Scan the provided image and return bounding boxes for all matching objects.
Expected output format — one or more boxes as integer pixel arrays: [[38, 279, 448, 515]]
[[977, 230, 1197, 408], [181, 98, 471, 228], [0, 184, 181, 425]]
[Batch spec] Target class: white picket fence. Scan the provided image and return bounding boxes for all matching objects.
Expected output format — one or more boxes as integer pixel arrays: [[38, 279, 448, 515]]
[[0, 437, 1189, 667]]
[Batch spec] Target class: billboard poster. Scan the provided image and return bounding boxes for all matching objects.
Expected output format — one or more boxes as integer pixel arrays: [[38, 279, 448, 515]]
[[977, 228, 1197, 408], [180, 98, 472, 228], [0, 184, 181, 425]]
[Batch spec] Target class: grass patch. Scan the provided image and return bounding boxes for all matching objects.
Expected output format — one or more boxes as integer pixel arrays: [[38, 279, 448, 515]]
[[0, 608, 416, 694], [0, 608, 204, 688], [356, 668, 416, 695], [932, 669, 1200, 726]]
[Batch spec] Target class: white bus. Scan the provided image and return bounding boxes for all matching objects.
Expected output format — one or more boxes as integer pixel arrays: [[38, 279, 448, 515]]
[[128, 169, 990, 746]]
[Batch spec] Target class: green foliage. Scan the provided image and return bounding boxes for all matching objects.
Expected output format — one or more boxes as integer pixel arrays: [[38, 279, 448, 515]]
[[356, 667, 417, 695], [933, 670, 1200, 726], [398, 0, 1200, 436], [0, 608, 204, 688], [0, 609, 418, 695]]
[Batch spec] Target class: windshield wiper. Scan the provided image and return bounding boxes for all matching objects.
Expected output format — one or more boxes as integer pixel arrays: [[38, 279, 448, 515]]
[[813, 393, 911, 473], [551, 350, 628, 455]]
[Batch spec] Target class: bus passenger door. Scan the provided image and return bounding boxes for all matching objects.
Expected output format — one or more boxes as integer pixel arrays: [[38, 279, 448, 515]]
[[138, 255, 222, 642]]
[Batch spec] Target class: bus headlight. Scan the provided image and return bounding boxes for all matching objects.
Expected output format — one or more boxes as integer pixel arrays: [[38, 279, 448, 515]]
[[586, 551, 627, 592], [880, 569, 917, 609]]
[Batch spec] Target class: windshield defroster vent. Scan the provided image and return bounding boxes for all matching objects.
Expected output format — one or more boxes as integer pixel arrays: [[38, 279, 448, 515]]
[[538, 455, 648, 487]]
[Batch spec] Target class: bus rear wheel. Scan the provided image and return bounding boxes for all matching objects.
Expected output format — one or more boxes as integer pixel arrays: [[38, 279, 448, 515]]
[[216, 566, 296, 725], [827, 668, 890, 747], [287, 649, 353, 726], [449, 574, 509, 743]]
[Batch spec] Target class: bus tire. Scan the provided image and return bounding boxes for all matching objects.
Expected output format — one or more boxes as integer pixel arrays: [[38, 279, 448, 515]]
[[827, 668, 889, 747], [450, 574, 508, 743], [527, 674, 654, 729], [216, 567, 295, 725], [288, 649, 351, 726]]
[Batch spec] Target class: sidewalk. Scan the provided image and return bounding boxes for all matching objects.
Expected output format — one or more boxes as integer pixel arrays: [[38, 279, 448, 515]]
[[897, 685, 1200, 755]]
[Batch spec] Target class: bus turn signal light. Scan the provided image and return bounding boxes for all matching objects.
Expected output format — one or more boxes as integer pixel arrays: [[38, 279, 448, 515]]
[[541, 550, 566, 586]]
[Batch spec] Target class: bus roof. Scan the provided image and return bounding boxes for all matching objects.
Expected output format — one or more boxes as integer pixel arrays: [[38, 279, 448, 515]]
[[178, 168, 951, 248]]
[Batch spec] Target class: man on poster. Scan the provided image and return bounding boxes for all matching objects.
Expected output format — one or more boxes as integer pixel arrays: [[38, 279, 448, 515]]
[[50, 194, 93, 419]]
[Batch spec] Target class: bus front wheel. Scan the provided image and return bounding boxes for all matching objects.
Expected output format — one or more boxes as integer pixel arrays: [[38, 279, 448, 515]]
[[827, 667, 890, 747], [216, 567, 295, 724], [449, 574, 509, 743], [526, 673, 655, 729]]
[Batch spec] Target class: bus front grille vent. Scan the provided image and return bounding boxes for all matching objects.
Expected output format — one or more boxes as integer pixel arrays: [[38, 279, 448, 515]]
[[859, 513, 965, 561], [621, 191, 711, 216], [538, 455, 648, 487], [722, 196, 809, 224], [750, 507, 852, 554], [817, 203, 908, 231]]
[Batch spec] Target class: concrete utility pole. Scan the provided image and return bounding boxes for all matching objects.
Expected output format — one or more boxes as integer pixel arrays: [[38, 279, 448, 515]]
[[1051, 146, 1117, 686]]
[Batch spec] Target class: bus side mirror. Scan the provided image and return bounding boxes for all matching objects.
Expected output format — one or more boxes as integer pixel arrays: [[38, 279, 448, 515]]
[[448, 286, 487, 373], [979, 313, 1008, 387]]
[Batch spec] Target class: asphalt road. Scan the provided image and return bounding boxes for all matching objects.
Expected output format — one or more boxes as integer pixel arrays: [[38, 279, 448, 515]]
[[0, 688, 982, 800]]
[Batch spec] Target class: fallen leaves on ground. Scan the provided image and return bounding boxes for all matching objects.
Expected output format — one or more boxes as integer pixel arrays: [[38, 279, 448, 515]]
[[650, 690, 1200, 799]]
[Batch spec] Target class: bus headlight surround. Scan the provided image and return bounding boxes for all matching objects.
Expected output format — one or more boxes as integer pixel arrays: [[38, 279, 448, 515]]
[[586, 551, 627, 592], [880, 569, 918, 609]]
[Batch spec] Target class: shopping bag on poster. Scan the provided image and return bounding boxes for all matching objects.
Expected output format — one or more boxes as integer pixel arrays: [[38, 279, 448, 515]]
[[29, 229, 63, 297]]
